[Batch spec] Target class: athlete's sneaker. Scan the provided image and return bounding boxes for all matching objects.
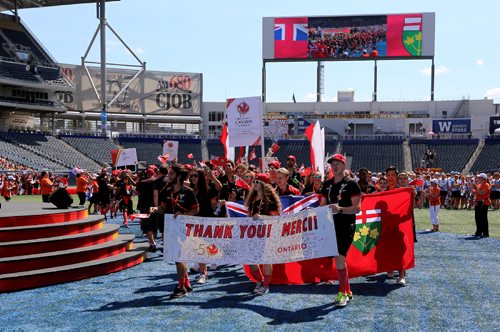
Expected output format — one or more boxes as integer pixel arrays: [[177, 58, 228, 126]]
[[185, 284, 193, 293], [255, 285, 269, 295], [396, 277, 406, 285], [196, 274, 207, 284], [346, 291, 353, 300], [253, 282, 263, 293], [169, 286, 187, 299], [334, 292, 350, 307]]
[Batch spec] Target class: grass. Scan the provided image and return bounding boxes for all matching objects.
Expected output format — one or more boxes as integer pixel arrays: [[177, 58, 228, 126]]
[[6, 193, 499, 238]]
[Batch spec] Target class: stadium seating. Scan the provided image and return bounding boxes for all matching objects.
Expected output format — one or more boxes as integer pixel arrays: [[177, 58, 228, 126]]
[[0, 138, 67, 172], [341, 140, 404, 172], [470, 138, 500, 173], [0, 27, 51, 64], [0, 131, 102, 171], [118, 137, 202, 165], [0, 61, 39, 82], [410, 139, 479, 173], [61, 135, 122, 166]]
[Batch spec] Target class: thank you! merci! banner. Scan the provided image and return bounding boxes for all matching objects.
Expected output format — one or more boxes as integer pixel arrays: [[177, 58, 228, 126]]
[[226, 96, 263, 147], [163, 206, 338, 265]]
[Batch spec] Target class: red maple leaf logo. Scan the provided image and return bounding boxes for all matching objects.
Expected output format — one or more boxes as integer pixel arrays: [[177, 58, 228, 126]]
[[168, 142, 173, 148], [206, 244, 219, 256], [237, 101, 250, 115]]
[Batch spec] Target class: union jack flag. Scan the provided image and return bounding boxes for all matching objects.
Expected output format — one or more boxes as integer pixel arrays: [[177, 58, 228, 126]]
[[274, 17, 309, 59], [226, 194, 320, 218]]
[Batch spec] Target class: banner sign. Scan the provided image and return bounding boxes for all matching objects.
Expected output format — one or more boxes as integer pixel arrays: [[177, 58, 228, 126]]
[[162, 140, 179, 161], [490, 116, 500, 134], [264, 119, 290, 139], [263, 13, 435, 61], [111, 148, 137, 167], [432, 119, 471, 134], [58, 64, 201, 116], [163, 206, 338, 265], [226, 96, 263, 147]]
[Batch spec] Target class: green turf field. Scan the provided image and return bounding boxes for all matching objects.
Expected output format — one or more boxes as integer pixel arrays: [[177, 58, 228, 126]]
[[5, 194, 499, 238]]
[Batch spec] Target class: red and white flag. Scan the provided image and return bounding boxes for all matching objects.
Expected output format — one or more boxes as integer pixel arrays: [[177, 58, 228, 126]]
[[249, 147, 257, 161], [235, 175, 250, 190], [269, 142, 280, 154], [187, 153, 194, 159], [157, 154, 170, 164]]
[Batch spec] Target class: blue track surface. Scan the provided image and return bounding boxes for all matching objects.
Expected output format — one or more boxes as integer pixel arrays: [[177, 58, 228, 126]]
[[1, 215, 498, 331]]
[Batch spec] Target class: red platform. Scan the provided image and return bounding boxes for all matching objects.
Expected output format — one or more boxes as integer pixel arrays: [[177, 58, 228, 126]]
[[0, 202, 148, 292]]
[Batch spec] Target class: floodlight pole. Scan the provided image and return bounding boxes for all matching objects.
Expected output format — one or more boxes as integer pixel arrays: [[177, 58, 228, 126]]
[[316, 61, 324, 102], [373, 60, 378, 102], [431, 58, 435, 101], [98, 0, 107, 136]]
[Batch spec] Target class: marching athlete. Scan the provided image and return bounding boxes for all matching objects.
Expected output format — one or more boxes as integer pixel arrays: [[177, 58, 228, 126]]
[[245, 173, 281, 295], [320, 154, 361, 307]]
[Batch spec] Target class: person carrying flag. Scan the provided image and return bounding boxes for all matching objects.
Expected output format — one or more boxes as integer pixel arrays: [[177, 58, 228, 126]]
[[320, 154, 361, 307]]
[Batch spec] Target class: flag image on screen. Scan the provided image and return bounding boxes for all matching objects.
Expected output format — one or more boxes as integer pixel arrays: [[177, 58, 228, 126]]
[[274, 17, 309, 59]]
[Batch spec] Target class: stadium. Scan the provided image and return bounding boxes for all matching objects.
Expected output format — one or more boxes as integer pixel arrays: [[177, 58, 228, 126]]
[[0, 1, 498, 331]]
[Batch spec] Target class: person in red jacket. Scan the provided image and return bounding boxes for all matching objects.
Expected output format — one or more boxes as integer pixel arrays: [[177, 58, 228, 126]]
[[274, 168, 301, 196], [426, 179, 441, 232]]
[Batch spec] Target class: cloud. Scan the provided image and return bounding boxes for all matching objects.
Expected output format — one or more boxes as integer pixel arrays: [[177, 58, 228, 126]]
[[303, 92, 317, 102], [135, 47, 145, 55], [485, 87, 500, 100], [420, 65, 450, 76], [476, 59, 484, 66]]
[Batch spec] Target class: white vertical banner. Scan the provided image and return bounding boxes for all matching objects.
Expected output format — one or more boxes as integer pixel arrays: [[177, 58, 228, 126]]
[[115, 148, 138, 167], [312, 121, 325, 178], [226, 96, 263, 147], [163, 140, 179, 160]]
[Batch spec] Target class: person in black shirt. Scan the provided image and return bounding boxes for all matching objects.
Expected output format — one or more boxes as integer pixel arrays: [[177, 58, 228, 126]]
[[245, 173, 281, 295], [116, 171, 135, 227], [357, 168, 376, 194], [218, 159, 237, 201], [96, 168, 111, 219], [136, 168, 156, 214], [286, 155, 302, 189], [157, 165, 199, 299], [320, 154, 361, 307]]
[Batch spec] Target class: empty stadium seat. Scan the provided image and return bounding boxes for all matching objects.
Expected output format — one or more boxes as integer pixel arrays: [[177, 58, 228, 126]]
[[341, 140, 404, 172], [470, 138, 500, 173], [61, 135, 122, 165]]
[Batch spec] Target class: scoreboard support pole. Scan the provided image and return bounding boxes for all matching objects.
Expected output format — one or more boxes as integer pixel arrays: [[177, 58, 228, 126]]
[[431, 58, 435, 101], [373, 60, 378, 102], [262, 61, 267, 102]]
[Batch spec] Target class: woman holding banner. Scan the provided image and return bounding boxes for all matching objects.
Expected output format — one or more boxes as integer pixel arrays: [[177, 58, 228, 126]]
[[245, 173, 281, 295], [320, 154, 361, 308]]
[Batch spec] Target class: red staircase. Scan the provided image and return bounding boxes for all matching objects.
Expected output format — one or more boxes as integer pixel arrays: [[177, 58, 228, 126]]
[[0, 203, 148, 292]]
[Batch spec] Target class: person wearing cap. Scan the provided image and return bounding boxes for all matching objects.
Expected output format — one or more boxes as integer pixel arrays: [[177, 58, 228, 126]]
[[245, 173, 281, 295], [285, 155, 302, 189], [275, 168, 301, 196], [267, 160, 280, 185], [320, 154, 361, 307], [426, 179, 441, 232], [472, 173, 491, 238], [136, 168, 158, 251]]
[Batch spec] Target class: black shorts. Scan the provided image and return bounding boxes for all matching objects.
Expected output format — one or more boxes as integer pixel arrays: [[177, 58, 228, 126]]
[[491, 191, 500, 200], [141, 213, 164, 234], [440, 190, 447, 196], [98, 193, 111, 205], [334, 217, 355, 257], [451, 191, 461, 198]]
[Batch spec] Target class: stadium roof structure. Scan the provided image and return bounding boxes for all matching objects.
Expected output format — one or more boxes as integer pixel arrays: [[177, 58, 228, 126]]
[[0, 0, 119, 12]]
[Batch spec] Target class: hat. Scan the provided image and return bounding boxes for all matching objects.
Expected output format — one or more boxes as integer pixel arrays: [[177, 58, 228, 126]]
[[327, 154, 346, 164], [286, 155, 296, 162], [478, 173, 488, 180], [431, 179, 439, 185], [255, 173, 270, 184], [146, 168, 155, 176], [148, 165, 158, 170], [7, 175, 15, 180], [268, 160, 281, 169]]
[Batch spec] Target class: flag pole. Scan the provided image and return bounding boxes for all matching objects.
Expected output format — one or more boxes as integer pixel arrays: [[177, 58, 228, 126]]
[[260, 100, 266, 171]]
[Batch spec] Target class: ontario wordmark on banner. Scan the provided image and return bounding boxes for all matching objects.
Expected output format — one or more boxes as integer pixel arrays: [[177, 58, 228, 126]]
[[226, 96, 263, 147], [163, 206, 338, 265]]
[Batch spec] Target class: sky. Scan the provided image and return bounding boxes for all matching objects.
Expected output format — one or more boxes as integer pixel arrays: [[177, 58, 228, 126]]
[[16, 0, 500, 104]]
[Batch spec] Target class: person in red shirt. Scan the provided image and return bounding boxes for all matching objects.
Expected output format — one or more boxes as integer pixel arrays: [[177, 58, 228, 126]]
[[40, 171, 54, 203], [426, 179, 441, 232], [1, 176, 17, 202], [76, 172, 89, 206], [473, 173, 491, 238], [274, 168, 301, 196]]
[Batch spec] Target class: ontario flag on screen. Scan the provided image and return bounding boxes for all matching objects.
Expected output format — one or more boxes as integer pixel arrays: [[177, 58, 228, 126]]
[[387, 14, 424, 57], [244, 188, 415, 284], [274, 17, 309, 59]]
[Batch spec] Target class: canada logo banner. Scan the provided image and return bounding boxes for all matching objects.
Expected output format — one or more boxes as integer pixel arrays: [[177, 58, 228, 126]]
[[226, 96, 263, 148], [244, 188, 415, 284]]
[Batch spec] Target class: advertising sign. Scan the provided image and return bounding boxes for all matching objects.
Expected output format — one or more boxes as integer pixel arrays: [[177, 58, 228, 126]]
[[263, 13, 435, 61], [432, 119, 471, 134], [489, 116, 500, 134]]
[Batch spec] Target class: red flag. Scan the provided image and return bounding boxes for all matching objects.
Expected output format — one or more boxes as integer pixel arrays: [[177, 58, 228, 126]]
[[305, 123, 315, 169], [111, 149, 120, 166], [220, 123, 229, 159], [236, 146, 245, 164], [249, 148, 256, 161], [187, 153, 194, 159], [244, 188, 415, 284], [235, 176, 250, 190], [300, 167, 312, 177], [269, 143, 280, 154], [211, 156, 227, 167], [157, 153, 170, 164], [409, 178, 424, 187]]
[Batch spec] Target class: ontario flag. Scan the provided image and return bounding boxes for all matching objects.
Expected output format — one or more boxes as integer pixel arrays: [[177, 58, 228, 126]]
[[274, 17, 309, 59], [244, 188, 415, 284]]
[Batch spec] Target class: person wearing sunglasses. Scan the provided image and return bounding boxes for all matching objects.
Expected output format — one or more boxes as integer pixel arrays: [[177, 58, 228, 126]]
[[302, 171, 323, 196], [245, 173, 281, 295]]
